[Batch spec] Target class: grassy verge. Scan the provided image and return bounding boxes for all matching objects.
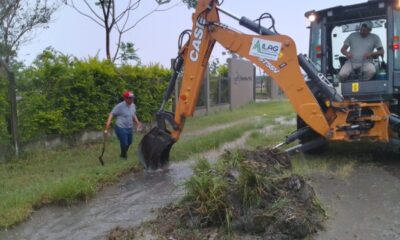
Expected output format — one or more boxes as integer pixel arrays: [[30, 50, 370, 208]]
[[0, 137, 141, 228], [0, 101, 292, 228], [171, 117, 276, 161], [244, 123, 400, 177], [182, 100, 293, 132], [245, 124, 354, 175]]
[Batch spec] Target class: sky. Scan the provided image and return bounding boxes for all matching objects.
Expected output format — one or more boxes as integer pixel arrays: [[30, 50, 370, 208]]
[[18, 0, 366, 68]]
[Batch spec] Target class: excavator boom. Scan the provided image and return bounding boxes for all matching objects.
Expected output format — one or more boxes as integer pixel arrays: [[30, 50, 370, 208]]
[[138, 0, 391, 170], [138, 0, 331, 169]]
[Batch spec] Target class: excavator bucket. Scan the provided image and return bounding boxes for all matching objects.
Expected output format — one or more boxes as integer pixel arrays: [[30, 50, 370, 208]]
[[137, 127, 175, 170]]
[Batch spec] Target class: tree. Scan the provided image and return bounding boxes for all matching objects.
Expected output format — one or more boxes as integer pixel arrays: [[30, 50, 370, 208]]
[[66, 0, 180, 63], [209, 58, 220, 76], [182, 0, 197, 9], [0, 0, 60, 155], [0, 0, 60, 62], [119, 42, 140, 65]]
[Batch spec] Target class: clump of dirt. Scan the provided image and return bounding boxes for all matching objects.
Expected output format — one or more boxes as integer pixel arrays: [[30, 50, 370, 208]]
[[107, 147, 326, 240]]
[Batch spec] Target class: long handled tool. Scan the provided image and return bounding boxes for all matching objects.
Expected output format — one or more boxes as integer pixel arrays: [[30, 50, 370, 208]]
[[98, 132, 107, 166]]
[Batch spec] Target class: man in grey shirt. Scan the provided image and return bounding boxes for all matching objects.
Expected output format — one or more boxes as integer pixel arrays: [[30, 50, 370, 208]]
[[339, 21, 384, 81], [104, 91, 142, 159]]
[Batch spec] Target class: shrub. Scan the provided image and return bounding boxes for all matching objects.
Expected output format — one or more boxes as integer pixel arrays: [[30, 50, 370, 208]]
[[119, 64, 171, 122], [16, 49, 171, 143]]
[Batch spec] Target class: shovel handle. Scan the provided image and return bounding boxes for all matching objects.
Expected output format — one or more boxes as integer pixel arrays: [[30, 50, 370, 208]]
[[98, 131, 107, 166]]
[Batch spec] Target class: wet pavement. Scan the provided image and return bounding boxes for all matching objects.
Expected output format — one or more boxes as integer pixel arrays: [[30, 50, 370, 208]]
[[312, 164, 400, 240]]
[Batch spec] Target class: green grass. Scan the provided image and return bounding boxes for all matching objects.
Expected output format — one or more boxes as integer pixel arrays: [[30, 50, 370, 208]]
[[0, 138, 141, 228], [291, 141, 400, 177], [244, 122, 400, 177], [244, 124, 357, 176], [183, 100, 293, 132], [177, 138, 326, 238], [0, 100, 293, 228], [245, 124, 296, 148], [171, 118, 276, 162]]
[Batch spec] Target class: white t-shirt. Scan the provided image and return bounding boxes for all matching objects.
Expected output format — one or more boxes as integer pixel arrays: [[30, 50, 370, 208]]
[[111, 101, 136, 128], [344, 32, 383, 63]]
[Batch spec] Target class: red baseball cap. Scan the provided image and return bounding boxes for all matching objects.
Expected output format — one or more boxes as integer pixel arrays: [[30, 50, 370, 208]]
[[123, 91, 134, 98]]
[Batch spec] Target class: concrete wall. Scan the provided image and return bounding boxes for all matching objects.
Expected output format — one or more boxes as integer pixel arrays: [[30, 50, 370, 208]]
[[22, 130, 109, 151], [228, 58, 255, 109]]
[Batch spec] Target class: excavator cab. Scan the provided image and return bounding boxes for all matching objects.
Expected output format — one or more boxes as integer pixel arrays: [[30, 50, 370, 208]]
[[306, 0, 400, 106]]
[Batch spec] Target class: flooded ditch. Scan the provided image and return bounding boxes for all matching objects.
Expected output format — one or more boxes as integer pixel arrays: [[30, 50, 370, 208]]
[[0, 124, 273, 240]]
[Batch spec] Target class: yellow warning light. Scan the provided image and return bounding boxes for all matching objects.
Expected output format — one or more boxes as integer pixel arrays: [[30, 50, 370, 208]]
[[325, 100, 331, 108]]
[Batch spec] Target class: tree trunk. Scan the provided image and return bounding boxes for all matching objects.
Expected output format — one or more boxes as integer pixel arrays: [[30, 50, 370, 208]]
[[7, 69, 18, 156], [105, 28, 111, 61], [0, 58, 19, 156]]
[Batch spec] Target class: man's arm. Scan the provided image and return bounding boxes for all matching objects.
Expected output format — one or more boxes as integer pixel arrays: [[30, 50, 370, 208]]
[[365, 36, 385, 59], [364, 47, 384, 59], [369, 47, 384, 58], [341, 44, 352, 59], [133, 114, 142, 130], [104, 113, 113, 134]]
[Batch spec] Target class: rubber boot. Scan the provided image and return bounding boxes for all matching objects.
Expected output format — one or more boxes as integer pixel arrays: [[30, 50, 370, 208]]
[[120, 146, 128, 160]]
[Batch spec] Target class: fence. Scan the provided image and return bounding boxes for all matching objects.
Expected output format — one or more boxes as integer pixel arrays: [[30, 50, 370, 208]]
[[255, 75, 285, 100], [209, 76, 230, 106]]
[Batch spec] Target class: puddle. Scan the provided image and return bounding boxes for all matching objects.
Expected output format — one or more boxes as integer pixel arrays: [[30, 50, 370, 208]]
[[0, 125, 274, 240], [274, 116, 296, 126]]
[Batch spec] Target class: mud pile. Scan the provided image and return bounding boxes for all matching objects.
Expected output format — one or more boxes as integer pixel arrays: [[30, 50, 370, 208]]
[[107, 148, 325, 240]]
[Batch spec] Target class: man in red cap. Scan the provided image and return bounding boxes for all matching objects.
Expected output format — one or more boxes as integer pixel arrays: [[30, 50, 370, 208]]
[[104, 90, 142, 160]]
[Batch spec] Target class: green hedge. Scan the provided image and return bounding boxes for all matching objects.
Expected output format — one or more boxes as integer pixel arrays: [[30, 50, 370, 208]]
[[119, 64, 171, 123], [14, 49, 171, 144]]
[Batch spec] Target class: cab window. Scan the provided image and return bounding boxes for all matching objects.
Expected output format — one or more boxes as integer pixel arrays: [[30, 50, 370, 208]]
[[394, 10, 400, 70], [309, 22, 322, 71], [331, 19, 387, 71]]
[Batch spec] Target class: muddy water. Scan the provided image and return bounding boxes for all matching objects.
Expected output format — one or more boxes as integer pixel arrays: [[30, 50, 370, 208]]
[[0, 126, 271, 240]]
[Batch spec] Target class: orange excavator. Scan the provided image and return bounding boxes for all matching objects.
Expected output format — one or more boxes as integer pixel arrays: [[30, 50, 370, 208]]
[[138, 0, 400, 169]]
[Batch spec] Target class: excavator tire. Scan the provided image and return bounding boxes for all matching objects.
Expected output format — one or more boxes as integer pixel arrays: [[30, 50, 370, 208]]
[[296, 115, 328, 154]]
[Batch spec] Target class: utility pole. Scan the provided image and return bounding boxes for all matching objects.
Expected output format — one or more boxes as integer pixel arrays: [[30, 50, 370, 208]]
[[0, 58, 19, 157]]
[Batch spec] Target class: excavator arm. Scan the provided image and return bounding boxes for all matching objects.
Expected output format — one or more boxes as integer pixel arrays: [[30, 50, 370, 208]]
[[138, 0, 341, 169]]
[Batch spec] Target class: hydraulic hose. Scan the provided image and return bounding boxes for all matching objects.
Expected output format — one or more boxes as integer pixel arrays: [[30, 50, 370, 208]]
[[160, 57, 184, 111]]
